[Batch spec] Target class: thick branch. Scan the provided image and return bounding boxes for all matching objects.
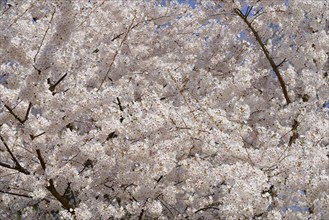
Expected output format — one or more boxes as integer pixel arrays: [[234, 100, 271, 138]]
[[36, 149, 46, 170], [0, 161, 19, 171], [0, 135, 30, 175], [47, 179, 75, 211], [36, 149, 74, 212], [138, 209, 145, 220], [4, 102, 32, 124], [63, 182, 77, 207], [234, 7, 291, 104], [4, 104, 24, 123]]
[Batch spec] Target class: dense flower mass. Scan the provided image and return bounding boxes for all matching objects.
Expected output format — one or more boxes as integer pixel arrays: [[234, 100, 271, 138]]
[[0, 0, 328, 219]]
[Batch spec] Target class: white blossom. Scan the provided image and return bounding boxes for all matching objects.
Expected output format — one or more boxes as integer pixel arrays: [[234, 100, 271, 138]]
[[0, 0, 328, 219]]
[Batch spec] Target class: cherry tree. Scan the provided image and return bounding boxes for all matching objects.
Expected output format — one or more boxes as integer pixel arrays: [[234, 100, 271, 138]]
[[0, 0, 328, 219]]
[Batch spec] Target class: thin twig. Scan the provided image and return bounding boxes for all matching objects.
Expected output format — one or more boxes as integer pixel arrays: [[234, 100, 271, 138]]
[[159, 200, 175, 218], [250, 7, 265, 24], [195, 206, 220, 213], [0, 189, 32, 198], [33, 8, 56, 64], [97, 51, 118, 91], [8, 4, 34, 28], [48, 72, 68, 95], [23, 102, 32, 123], [276, 58, 287, 68], [98, 15, 136, 90], [30, 131, 46, 140]]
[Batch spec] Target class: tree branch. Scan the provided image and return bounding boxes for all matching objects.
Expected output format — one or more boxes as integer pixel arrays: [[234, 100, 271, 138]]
[[25, 102, 32, 121], [276, 58, 287, 68], [0, 161, 19, 171], [46, 179, 75, 211], [0, 189, 32, 198], [288, 119, 299, 146], [48, 72, 68, 95], [138, 209, 145, 220], [36, 149, 46, 170], [234, 7, 291, 104], [30, 131, 46, 140], [4, 102, 32, 124], [250, 7, 265, 24], [36, 149, 75, 212], [195, 206, 220, 214], [0, 135, 30, 175], [33, 8, 56, 64], [98, 15, 136, 90]]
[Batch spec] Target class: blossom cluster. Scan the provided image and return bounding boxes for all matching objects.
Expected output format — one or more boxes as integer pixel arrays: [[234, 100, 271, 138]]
[[0, 0, 328, 219]]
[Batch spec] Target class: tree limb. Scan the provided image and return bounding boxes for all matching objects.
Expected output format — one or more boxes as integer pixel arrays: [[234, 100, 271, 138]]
[[48, 72, 68, 95], [4, 102, 32, 124], [234, 7, 291, 104], [0, 135, 30, 175], [36, 149, 75, 212], [0, 189, 32, 198], [46, 179, 75, 211]]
